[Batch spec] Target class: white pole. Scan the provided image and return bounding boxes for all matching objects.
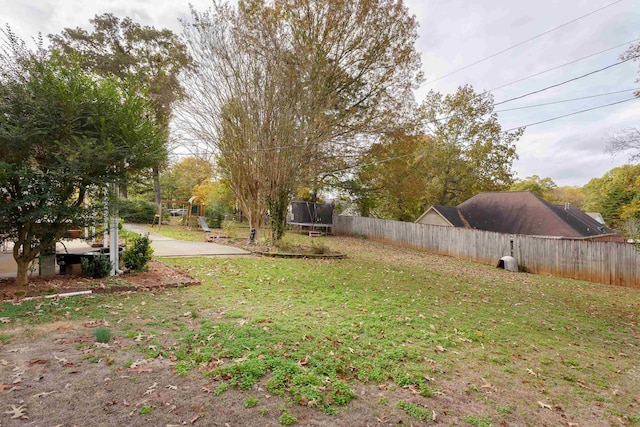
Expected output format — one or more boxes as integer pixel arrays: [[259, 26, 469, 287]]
[[103, 187, 109, 249], [84, 192, 89, 240], [109, 183, 121, 276]]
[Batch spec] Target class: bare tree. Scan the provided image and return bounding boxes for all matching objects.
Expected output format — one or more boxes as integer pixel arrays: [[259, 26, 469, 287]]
[[606, 41, 640, 162], [606, 128, 640, 162], [177, 0, 422, 241]]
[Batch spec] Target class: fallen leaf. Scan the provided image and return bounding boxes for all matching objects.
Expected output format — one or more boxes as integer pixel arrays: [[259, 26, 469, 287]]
[[190, 413, 200, 424], [4, 404, 28, 419], [83, 320, 105, 328], [145, 382, 158, 395], [435, 345, 446, 353], [538, 401, 552, 410], [129, 366, 153, 374], [28, 358, 49, 366], [33, 390, 57, 398], [480, 377, 497, 392]]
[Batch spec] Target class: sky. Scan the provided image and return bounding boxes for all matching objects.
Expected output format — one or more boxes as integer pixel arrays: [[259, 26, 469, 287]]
[[2, 0, 639, 187]]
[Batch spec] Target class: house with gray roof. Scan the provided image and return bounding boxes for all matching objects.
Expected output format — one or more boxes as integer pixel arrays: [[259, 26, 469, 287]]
[[415, 191, 622, 241]]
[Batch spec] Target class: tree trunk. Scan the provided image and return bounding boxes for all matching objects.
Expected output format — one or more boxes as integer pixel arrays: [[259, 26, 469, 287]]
[[267, 191, 290, 242], [152, 166, 162, 208], [119, 183, 128, 199], [15, 257, 31, 287]]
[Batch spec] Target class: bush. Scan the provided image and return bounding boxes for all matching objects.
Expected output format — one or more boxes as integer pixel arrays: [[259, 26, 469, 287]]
[[222, 220, 241, 239], [81, 255, 112, 278], [117, 199, 157, 224], [123, 235, 154, 271], [207, 209, 224, 229]]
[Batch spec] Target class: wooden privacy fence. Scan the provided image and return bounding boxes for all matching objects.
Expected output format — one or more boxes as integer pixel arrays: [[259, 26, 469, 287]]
[[334, 215, 640, 288]]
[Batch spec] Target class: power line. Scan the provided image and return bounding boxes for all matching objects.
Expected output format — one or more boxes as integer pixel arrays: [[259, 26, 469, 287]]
[[339, 98, 639, 172], [503, 97, 638, 131], [171, 98, 639, 174], [494, 55, 640, 106], [422, 0, 625, 86], [495, 88, 640, 112], [488, 37, 640, 92], [174, 88, 640, 156]]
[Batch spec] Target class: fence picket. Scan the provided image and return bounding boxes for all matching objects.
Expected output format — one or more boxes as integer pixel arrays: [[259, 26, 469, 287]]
[[334, 215, 640, 288]]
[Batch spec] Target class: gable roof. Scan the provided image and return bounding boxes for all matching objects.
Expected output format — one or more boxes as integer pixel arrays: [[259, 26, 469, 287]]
[[451, 191, 617, 238], [415, 205, 466, 227], [432, 205, 466, 227]]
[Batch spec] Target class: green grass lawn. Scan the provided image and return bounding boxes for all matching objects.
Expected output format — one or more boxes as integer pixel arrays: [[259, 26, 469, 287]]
[[2, 232, 639, 425]]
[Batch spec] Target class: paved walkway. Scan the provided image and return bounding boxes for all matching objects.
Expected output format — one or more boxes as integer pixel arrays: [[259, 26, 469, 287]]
[[123, 224, 250, 257], [0, 225, 249, 278]]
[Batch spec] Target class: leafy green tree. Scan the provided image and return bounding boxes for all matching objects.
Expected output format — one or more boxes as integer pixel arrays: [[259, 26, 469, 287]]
[[510, 175, 557, 198], [545, 186, 586, 209], [49, 13, 192, 203], [353, 131, 429, 221], [179, 0, 422, 241], [348, 85, 522, 220], [0, 31, 163, 286], [419, 85, 524, 206], [160, 157, 214, 202], [583, 164, 640, 229]]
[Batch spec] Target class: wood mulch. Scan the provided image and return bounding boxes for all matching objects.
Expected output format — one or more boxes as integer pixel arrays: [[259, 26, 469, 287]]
[[0, 260, 200, 301]]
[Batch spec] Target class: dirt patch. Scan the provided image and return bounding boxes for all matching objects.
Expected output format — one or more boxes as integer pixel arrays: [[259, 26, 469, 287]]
[[0, 323, 432, 426], [0, 260, 199, 301]]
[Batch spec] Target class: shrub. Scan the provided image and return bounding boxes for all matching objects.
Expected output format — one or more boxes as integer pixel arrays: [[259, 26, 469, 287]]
[[222, 220, 241, 239], [81, 255, 112, 278], [117, 199, 157, 224], [123, 235, 154, 271], [207, 202, 227, 228]]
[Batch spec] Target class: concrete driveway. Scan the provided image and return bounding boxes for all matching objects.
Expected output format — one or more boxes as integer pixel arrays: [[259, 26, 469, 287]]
[[122, 224, 250, 257], [0, 225, 249, 279]]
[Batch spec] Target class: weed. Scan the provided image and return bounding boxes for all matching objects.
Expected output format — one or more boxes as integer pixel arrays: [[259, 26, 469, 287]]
[[214, 382, 228, 396], [278, 410, 297, 425], [139, 405, 153, 415], [174, 361, 190, 377], [244, 396, 259, 408], [397, 400, 432, 422], [94, 326, 111, 343], [463, 414, 493, 427], [496, 404, 515, 415], [565, 359, 581, 368], [260, 407, 268, 416]]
